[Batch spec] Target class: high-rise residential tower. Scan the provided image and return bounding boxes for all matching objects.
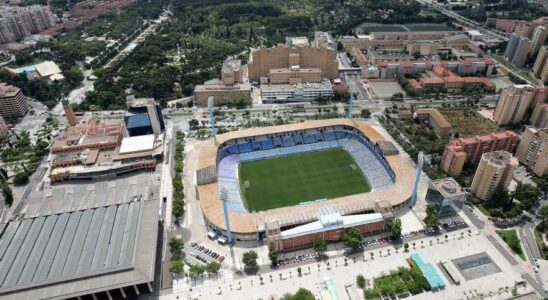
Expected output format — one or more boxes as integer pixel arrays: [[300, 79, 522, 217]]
[[515, 127, 548, 176], [471, 151, 517, 201]]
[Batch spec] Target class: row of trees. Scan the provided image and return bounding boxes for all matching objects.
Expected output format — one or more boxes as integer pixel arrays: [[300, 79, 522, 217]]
[[172, 131, 185, 219]]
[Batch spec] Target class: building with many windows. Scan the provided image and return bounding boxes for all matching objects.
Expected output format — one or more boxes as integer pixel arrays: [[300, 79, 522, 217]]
[[248, 45, 339, 82], [534, 46, 548, 83], [0, 5, 56, 43], [493, 85, 537, 125], [504, 34, 532, 67], [531, 26, 548, 55], [425, 178, 466, 216], [515, 127, 548, 176], [530, 104, 548, 129], [440, 131, 519, 177], [194, 59, 252, 106], [260, 80, 333, 102], [471, 151, 518, 201], [0, 82, 29, 120]]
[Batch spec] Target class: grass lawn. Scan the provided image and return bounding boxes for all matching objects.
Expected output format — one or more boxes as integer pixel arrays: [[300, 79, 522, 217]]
[[239, 148, 371, 212], [477, 204, 491, 216], [496, 229, 526, 261]]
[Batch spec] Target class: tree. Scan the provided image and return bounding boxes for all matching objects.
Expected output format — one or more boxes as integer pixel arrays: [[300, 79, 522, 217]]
[[342, 227, 362, 250], [313, 239, 327, 254], [171, 260, 184, 274], [337, 41, 344, 52], [512, 183, 539, 209], [1, 183, 13, 207], [205, 262, 221, 275], [242, 250, 258, 269], [404, 243, 409, 252], [280, 288, 315, 300], [64, 66, 84, 88], [356, 274, 366, 289], [423, 204, 439, 229], [361, 109, 371, 118], [491, 186, 511, 207], [189, 265, 205, 278], [13, 171, 29, 185], [386, 218, 402, 239], [188, 119, 199, 128], [268, 251, 279, 266]]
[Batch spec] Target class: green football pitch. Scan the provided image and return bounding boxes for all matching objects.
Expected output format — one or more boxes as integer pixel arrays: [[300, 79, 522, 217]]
[[238, 148, 371, 212]]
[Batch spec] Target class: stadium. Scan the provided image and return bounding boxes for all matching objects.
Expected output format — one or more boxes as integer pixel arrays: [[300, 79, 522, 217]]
[[196, 119, 416, 251]]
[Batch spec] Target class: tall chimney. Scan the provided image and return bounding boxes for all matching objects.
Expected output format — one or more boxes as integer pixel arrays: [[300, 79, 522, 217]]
[[62, 99, 77, 126]]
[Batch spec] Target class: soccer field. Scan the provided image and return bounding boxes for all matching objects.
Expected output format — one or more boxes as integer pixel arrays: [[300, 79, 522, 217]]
[[239, 148, 371, 212]]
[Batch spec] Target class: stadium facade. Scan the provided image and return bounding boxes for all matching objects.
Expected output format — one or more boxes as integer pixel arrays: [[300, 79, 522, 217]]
[[195, 119, 416, 250]]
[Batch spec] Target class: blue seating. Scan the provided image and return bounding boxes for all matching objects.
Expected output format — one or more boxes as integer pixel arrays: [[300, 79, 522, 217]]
[[216, 127, 398, 213], [260, 140, 274, 150]]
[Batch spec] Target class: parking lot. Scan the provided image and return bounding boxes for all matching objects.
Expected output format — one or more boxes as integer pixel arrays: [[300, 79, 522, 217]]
[[184, 241, 226, 266]]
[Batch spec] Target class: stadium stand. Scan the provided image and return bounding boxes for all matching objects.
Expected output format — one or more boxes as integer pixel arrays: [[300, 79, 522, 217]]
[[216, 127, 396, 214]]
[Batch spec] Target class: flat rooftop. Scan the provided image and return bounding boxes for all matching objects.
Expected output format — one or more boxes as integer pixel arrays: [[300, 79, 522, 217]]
[[119, 134, 155, 154]]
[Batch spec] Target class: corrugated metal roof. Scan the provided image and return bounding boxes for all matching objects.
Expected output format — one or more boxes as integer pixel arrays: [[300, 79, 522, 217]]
[[0, 202, 143, 292]]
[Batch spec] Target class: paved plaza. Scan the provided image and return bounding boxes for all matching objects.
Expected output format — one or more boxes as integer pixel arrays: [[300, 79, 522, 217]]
[[163, 229, 534, 300]]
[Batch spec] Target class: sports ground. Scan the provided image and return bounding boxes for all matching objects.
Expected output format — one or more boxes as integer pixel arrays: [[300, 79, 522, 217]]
[[238, 148, 371, 212]]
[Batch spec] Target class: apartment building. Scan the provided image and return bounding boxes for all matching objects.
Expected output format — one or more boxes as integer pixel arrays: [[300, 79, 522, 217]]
[[0, 5, 56, 43], [471, 151, 518, 201], [533, 46, 548, 81], [248, 45, 339, 82], [530, 104, 548, 129], [377, 58, 495, 79], [516, 126, 548, 176], [515, 127, 548, 176], [0, 82, 29, 120], [531, 26, 548, 55], [440, 131, 519, 177], [515, 21, 534, 38], [493, 85, 536, 125], [413, 109, 452, 137], [504, 34, 532, 67]]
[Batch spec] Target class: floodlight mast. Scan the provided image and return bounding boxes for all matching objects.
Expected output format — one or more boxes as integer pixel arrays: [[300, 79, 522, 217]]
[[220, 187, 232, 244], [208, 97, 216, 142], [409, 151, 424, 208]]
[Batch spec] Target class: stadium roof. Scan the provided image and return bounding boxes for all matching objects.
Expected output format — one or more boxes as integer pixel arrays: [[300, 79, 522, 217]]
[[196, 119, 416, 235], [280, 212, 383, 239], [119, 135, 155, 154], [0, 175, 159, 300]]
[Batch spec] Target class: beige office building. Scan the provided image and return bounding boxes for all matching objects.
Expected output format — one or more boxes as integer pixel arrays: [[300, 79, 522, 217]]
[[531, 26, 548, 55], [515, 127, 548, 176], [248, 45, 338, 82], [0, 82, 29, 119], [493, 86, 536, 125], [533, 46, 548, 80], [471, 151, 517, 201], [194, 59, 251, 106]]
